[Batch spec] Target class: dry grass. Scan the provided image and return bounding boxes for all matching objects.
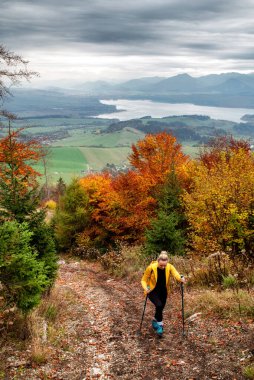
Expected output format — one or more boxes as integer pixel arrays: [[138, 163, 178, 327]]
[[100, 244, 145, 279], [185, 288, 254, 319], [30, 339, 49, 365], [169, 253, 254, 291], [27, 285, 76, 364]]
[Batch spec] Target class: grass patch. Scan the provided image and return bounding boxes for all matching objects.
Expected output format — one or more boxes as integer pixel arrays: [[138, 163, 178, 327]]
[[243, 365, 254, 379], [222, 274, 238, 289], [47, 147, 87, 171], [79, 146, 130, 170], [35, 146, 88, 183], [186, 289, 254, 319], [27, 285, 77, 364], [30, 343, 49, 365]]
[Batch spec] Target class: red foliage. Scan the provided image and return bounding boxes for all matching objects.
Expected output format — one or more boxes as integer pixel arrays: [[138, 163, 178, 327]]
[[199, 135, 251, 169]]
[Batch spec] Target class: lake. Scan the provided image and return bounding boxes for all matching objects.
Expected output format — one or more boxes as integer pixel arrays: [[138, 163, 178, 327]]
[[97, 99, 254, 123]]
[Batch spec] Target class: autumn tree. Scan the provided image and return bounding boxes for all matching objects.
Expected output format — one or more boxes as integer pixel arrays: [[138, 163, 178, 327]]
[[78, 171, 156, 248], [0, 47, 57, 313], [0, 44, 40, 220], [184, 147, 254, 258], [112, 170, 157, 243], [0, 120, 58, 296], [114, 132, 190, 243], [199, 135, 251, 170], [129, 132, 189, 187], [76, 133, 190, 247], [0, 121, 44, 222], [79, 173, 122, 248]]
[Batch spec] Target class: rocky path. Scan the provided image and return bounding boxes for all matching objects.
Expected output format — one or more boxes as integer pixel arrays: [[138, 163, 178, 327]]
[[4, 260, 254, 379]]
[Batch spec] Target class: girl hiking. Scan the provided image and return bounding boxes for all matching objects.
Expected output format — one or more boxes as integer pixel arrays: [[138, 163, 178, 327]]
[[141, 251, 185, 336]]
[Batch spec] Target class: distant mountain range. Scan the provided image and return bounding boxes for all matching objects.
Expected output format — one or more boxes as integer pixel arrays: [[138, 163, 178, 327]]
[[74, 72, 254, 109], [79, 72, 254, 96], [4, 72, 254, 116]]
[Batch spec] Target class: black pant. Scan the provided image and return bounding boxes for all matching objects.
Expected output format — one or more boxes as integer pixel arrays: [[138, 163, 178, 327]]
[[148, 289, 167, 322]]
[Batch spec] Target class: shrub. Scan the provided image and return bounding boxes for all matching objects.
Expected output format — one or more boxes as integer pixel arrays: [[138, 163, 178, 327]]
[[186, 253, 233, 287], [72, 230, 101, 259], [0, 221, 49, 313], [53, 179, 91, 251], [101, 244, 145, 278], [44, 200, 57, 210], [28, 213, 58, 287]]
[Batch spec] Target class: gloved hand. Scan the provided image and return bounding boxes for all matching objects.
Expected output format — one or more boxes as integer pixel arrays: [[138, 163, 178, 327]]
[[180, 275, 186, 284]]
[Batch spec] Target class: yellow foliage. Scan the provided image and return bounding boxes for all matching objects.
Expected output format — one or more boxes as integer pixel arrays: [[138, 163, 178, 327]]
[[183, 149, 254, 255], [44, 199, 57, 210]]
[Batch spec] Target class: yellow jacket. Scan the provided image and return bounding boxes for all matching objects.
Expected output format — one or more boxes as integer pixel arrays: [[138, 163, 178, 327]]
[[141, 261, 181, 295]]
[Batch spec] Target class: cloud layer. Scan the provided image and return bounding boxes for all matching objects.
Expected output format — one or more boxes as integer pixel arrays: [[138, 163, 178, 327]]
[[1, 0, 254, 84]]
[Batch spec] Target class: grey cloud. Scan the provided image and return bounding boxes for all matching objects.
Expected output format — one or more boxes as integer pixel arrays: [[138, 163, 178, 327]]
[[1, 0, 253, 47], [224, 51, 254, 60], [0, 0, 254, 79]]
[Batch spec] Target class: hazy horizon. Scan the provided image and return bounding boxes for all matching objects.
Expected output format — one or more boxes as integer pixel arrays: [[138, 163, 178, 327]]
[[18, 71, 254, 91]]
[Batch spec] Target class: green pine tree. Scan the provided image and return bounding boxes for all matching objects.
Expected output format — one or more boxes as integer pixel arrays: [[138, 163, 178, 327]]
[[144, 171, 187, 258], [28, 211, 58, 286], [0, 221, 49, 313]]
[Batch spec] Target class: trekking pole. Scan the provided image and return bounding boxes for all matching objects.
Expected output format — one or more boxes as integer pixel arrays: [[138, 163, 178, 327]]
[[139, 295, 148, 333], [180, 275, 185, 337]]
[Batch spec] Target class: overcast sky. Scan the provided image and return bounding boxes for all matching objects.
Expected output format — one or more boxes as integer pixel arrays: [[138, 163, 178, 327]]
[[1, 0, 254, 87]]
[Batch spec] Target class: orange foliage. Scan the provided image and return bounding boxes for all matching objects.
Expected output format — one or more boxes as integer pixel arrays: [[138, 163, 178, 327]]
[[0, 128, 43, 185], [112, 171, 157, 242], [79, 173, 122, 238], [0, 128, 43, 196], [129, 132, 189, 186], [79, 133, 189, 245]]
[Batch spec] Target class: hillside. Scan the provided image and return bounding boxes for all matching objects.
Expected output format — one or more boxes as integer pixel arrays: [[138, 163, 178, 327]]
[[2, 259, 253, 379], [3, 112, 252, 183], [5, 89, 116, 118]]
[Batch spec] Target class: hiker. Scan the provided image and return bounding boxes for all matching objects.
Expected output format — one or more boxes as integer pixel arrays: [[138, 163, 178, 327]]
[[141, 251, 186, 335]]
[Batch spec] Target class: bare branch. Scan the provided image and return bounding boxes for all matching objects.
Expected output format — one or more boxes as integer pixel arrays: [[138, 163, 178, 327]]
[[0, 44, 39, 101]]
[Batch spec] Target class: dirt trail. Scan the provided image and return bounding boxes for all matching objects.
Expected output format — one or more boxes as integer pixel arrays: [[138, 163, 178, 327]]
[[4, 260, 254, 379]]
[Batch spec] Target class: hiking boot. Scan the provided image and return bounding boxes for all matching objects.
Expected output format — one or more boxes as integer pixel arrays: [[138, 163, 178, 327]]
[[152, 319, 159, 330], [156, 325, 164, 336]]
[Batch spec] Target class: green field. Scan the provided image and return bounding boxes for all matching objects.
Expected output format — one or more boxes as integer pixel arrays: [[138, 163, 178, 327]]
[[35, 144, 133, 183], [23, 114, 231, 184], [181, 142, 200, 157], [52, 127, 144, 148], [79, 146, 131, 170], [35, 147, 88, 183]]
